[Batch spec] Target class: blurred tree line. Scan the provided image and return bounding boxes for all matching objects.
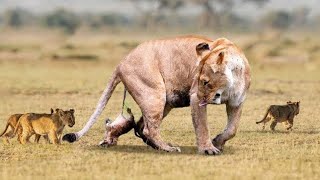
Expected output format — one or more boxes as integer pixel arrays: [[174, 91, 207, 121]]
[[0, 0, 318, 34]]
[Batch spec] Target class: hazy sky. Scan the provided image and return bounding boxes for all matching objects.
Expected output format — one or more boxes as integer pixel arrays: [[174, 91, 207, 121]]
[[0, 0, 318, 18]]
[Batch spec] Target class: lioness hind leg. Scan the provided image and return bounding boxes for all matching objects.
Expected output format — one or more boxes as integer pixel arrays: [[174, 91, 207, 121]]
[[121, 71, 179, 152], [132, 95, 179, 152], [134, 104, 172, 143]]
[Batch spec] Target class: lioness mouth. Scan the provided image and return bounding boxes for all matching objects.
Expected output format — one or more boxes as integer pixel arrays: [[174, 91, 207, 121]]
[[199, 100, 208, 107]]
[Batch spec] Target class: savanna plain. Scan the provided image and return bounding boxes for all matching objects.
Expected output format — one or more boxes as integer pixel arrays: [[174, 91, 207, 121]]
[[0, 30, 319, 180]]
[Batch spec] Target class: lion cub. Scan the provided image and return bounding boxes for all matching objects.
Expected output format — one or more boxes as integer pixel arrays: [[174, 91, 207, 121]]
[[99, 108, 135, 147], [256, 101, 300, 131], [1, 109, 54, 144], [16, 108, 75, 144]]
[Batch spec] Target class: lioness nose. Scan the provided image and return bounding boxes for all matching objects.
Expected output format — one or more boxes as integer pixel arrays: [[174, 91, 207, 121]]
[[215, 93, 221, 98]]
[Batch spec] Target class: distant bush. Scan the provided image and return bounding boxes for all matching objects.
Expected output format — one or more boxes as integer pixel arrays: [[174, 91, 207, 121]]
[[44, 9, 81, 34], [3, 8, 35, 28], [261, 11, 293, 30]]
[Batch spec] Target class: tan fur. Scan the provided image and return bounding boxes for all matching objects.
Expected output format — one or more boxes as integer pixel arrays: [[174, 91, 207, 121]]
[[256, 101, 300, 131], [99, 108, 135, 147], [0, 114, 23, 144], [16, 109, 75, 144], [1, 109, 54, 144], [67, 35, 251, 155]]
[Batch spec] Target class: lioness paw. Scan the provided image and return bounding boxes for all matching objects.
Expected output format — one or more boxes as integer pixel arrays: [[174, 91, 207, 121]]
[[199, 146, 221, 155]]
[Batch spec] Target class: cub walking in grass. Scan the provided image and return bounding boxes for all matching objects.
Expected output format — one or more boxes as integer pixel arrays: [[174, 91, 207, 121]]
[[15, 108, 75, 144], [256, 101, 300, 131], [0, 109, 54, 144]]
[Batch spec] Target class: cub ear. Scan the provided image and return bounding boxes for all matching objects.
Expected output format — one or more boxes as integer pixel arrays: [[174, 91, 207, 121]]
[[216, 51, 225, 65], [70, 109, 75, 114], [58, 109, 64, 117], [50, 108, 54, 114], [196, 42, 210, 56], [55, 108, 59, 112]]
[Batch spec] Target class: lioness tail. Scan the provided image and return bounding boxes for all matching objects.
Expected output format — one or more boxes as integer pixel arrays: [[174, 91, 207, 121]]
[[63, 69, 121, 143]]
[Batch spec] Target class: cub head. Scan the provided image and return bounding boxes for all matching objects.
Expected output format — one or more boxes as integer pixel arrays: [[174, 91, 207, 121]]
[[287, 101, 300, 115], [56, 108, 75, 127], [196, 42, 233, 106]]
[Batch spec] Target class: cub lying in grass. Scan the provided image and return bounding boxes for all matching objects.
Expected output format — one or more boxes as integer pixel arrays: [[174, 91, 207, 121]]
[[98, 108, 135, 147], [256, 101, 300, 131], [15, 108, 75, 144], [0, 109, 54, 144]]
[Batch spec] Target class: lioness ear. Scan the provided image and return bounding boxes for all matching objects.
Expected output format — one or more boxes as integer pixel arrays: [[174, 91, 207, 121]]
[[55, 108, 59, 112], [196, 42, 210, 56], [50, 108, 54, 114], [70, 109, 75, 114], [196, 42, 210, 66], [216, 51, 225, 65]]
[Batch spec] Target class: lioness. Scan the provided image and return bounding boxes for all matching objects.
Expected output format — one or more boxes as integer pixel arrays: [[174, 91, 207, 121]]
[[256, 101, 300, 131], [63, 36, 251, 155], [16, 108, 75, 144], [1, 109, 54, 144], [98, 107, 135, 147]]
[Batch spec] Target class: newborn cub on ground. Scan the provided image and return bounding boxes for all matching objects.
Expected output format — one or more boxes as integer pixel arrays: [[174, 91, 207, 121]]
[[256, 101, 300, 131], [16, 108, 75, 144], [99, 108, 135, 147]]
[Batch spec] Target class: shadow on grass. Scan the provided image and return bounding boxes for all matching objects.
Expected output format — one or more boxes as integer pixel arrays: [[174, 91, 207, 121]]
[[86, 144, 237, 156], [240, 130, 320, 135]]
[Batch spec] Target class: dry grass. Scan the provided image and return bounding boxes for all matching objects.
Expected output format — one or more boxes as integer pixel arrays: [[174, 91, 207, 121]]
[[0, 30, 320, 180]]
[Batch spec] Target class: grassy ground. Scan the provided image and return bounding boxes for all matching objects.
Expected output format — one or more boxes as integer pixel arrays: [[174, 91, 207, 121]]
[[0, 30, 320, 180]]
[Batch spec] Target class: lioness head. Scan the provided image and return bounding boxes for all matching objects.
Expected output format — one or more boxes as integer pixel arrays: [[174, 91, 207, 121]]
[[56, 108, 75, 127], [196, 42, 233, 106]]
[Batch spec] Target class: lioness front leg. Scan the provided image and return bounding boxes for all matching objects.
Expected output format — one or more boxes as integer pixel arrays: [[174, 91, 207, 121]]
[[212, 103, 243, 152], [190, 94, 220, 155]]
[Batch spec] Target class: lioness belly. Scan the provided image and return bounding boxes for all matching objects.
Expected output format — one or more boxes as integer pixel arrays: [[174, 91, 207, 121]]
[[166, 88, 191, 108]]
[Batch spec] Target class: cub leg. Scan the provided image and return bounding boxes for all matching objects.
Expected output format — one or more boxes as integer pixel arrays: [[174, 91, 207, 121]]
[[34, 135, 41, 143], [286, 119, 294, 131], [20, 131, 32, 145], [270, 120, 278, 131], [48, 131, 59, 144]]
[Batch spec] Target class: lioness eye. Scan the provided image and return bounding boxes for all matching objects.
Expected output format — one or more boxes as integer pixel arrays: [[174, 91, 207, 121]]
[[202, 80, 209, 86]]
